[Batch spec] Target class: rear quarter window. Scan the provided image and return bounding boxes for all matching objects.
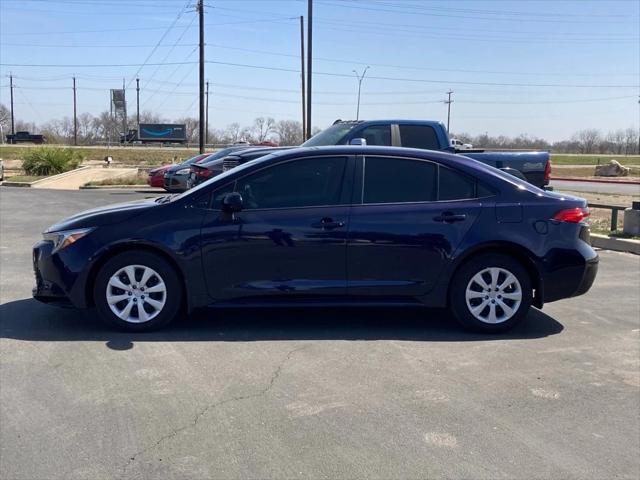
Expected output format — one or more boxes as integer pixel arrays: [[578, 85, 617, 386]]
[[399, 125, 440, 150]]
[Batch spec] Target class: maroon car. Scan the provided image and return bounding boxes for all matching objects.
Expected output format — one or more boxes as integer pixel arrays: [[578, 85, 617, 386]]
[[147, 154, 209, 189]]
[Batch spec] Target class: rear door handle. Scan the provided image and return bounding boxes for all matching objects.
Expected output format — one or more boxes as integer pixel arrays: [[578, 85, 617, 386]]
[[311, 218, 345, 230], [433, 212, 467, 223]]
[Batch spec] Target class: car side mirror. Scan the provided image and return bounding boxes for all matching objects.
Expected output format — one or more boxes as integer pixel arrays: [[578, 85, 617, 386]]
[[221, 192, 243, 213], [349, 138, 367, 146]]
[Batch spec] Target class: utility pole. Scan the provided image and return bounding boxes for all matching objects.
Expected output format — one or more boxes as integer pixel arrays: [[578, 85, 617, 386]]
[[122, 78, 127, 143], [197, 0, 205, 153], [353, 66, 370, 121], [73, 76, 77, 146], [300, 15, 306, 140], [136, 77, 140, 130], [306, 0, 312, 140], [445, 90, 453, 133], [9, 73, 15, 136], [205, 80, 209, 145]]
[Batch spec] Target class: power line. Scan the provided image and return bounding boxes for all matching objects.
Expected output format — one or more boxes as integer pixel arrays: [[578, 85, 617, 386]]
[[3, 60, 638, 88], [125, 1, 190, 88], [316, 0, 637, 24]]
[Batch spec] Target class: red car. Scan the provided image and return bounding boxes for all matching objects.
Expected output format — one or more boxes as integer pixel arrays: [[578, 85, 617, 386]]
[[147, 154, 210, 189], [147, 165, 173, 188]]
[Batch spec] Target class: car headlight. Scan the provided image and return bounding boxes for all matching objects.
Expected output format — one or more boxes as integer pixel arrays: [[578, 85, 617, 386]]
[[43, 227, 94, 253], [176, 168, 190, 175]]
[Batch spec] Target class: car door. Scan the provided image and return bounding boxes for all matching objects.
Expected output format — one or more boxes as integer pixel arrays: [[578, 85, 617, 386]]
[[346, 155, 483, 298], [200, 155, 353, 301]]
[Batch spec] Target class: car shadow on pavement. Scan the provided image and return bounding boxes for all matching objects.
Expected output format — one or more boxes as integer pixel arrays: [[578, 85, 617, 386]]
[[0, 298, 564, 350]]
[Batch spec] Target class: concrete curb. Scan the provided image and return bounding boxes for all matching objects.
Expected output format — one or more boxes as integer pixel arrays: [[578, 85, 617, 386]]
[[30, 166, 92, 186], [552, 177, 640, 185], [1, 181, 34, 187], [591, 233, 640, 255], [80, 184, 148, 189]]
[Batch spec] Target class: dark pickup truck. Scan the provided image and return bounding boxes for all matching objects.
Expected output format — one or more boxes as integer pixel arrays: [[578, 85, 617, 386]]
[[302, 120, 551, 188], [6, 131, 45, 144]]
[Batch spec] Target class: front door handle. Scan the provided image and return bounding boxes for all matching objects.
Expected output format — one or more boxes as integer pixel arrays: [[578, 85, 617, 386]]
[[433, 212, 467, 223], [311, 217, 345, 230]]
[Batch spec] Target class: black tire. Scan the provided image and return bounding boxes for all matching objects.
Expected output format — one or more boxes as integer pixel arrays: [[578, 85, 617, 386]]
[[93, 250, 183, 332], [449, 253, 532, 333]]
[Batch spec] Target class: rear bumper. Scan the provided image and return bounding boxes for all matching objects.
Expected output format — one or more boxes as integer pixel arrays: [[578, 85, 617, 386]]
[[541, 246, 599, 303]]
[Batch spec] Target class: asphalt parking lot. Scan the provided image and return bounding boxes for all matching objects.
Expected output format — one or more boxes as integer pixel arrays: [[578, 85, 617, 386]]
[[1, 187, 639, 480]]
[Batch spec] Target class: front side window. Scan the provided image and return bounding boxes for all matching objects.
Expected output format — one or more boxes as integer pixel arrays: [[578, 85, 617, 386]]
[[356, 125, 392, 146], [235, 157, 347, 210], [362, 156, 436, 204], [399, 125, 440, 150]]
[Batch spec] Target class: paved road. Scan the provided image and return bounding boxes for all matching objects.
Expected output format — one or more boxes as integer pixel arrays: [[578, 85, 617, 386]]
[[552, 179, 640, 196], [1, 187, 639, 480]]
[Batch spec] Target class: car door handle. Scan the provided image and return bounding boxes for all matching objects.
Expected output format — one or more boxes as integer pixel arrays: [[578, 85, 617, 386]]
[[433, 212, 467, 223], [311, 218, 345, 230]]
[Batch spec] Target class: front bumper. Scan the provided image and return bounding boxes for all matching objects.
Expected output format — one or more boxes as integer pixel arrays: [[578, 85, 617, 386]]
[[32, 241, 86, 308], [148, 174, 165, 188], [163, 173, 189, 191]]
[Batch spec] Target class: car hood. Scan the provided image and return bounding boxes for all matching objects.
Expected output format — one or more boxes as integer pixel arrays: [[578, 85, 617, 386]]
[[149, 164, 172, 174], [46, 197, 161, 232], [165, 163, 192, 174]]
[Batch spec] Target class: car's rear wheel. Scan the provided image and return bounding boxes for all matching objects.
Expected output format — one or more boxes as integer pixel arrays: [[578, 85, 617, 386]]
[[450, 254, 532, 332], [93, 251, 182, 331]]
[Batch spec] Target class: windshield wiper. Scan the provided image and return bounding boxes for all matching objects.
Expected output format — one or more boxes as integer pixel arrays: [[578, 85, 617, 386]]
[[154, 194, 178, 204]]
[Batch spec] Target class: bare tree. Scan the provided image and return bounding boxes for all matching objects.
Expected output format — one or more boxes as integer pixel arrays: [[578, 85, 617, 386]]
[[572, 129, 601, 154], [252, 117, 276, 143], [276, 120, 303, 146], [225, 123, 242, 143], [0, 104, 10, 135], [623, 127, 639, 155]]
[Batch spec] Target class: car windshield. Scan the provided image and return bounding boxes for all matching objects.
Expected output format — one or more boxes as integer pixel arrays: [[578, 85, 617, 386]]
[[301, 123, 357, 147]]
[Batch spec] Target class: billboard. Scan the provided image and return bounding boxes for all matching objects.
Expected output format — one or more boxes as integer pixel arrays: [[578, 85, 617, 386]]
[[111, 89, 126, 111], [138, 123, 187, 142]]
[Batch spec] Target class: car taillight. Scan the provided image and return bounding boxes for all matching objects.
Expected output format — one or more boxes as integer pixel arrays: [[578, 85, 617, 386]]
[[195, 169, 212, 178], [544, 160, 552, 184], [553, 207, 590, 223]]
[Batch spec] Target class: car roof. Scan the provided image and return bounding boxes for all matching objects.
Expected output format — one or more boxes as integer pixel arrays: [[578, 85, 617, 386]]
[[333, 119, 445, 128], [254, 145, 531, 189]]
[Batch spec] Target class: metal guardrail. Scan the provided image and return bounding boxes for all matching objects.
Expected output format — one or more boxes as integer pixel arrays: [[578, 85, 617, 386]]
[[589, 203, 627, 231]]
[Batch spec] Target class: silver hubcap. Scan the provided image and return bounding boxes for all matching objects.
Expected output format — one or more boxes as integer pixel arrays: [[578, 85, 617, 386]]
[[106, 265, 166, 324], [465, 267, 522, 324]]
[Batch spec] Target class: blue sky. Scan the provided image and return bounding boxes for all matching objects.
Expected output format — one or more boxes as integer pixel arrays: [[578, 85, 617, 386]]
[[1, 0, 638, 140]]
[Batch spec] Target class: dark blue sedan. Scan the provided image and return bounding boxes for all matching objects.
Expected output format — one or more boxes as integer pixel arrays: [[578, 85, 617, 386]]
[[32, 146, 598, 332]]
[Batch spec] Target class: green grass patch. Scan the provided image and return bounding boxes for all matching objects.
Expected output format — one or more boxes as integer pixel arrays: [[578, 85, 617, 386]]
[[551, 154, 640, 166], [85, 173, 148, 186], [4, 175, 46, 183], [0, 144, 198, 166]]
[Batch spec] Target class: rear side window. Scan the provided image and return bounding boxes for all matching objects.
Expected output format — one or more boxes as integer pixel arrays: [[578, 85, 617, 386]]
[[438, 166, 476, 201], [362, 157, 436, 204], [399, 125, 440, 150], [356, 125, 392, 146]]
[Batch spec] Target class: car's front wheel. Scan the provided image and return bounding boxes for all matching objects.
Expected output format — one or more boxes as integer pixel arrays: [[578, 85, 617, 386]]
[[93, 251, 182, 331], [450, 254, 532, 332]]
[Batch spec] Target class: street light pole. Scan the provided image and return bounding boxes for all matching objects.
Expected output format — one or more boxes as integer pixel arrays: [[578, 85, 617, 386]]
[[353, 66, 370, 121]]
